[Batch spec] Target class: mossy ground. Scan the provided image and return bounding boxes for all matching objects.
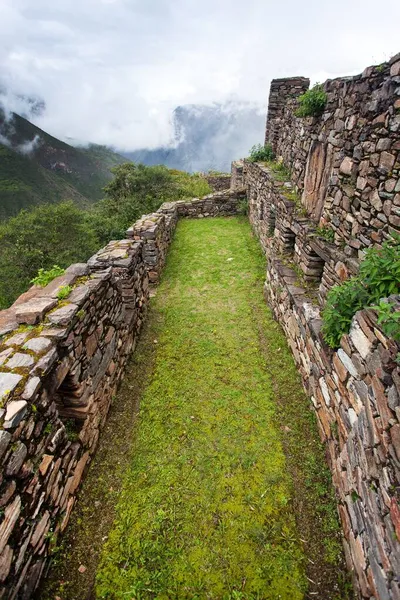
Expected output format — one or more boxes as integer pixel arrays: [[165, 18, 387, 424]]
[[39, 217, 351, 600]]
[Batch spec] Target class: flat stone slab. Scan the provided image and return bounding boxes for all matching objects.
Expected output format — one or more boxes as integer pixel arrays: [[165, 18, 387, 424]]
[[5, 332, 29, 347], [33, 348, 58, 374], [5, 353, 35, 369], [0, 373, 23, 402], [22, 376, 41, 401], [3, 400, 27, 429], [0, 431, 11, 460], [15, 298, 57, 325], [47, 304, 78, 326], [0, 349, 13, 366], [23, 337, 52, 354], [40, 327, 68, 339], [40, 272, 77, 298]]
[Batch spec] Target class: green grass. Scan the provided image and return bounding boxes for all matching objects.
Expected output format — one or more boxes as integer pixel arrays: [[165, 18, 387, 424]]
[[95, 218, 346, 600]]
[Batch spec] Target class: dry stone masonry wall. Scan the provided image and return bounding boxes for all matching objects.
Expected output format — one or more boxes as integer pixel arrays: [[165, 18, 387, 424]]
[[0, 190, 242, 598], [236, 52, 400, 600], [264, 54, 400, 253], [204, 173, 231, 192]]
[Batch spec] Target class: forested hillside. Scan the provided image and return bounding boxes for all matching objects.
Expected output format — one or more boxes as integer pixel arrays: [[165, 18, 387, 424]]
[[0, 109, 126, 218], [0, 163, 211, 309]]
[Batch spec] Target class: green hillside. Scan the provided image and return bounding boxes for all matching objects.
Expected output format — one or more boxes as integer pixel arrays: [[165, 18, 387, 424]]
[[0, 110, 126, 219]]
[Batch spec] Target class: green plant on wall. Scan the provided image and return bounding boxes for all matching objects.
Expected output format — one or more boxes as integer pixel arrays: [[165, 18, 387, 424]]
[[372, 300, 400, 342], [322, 234, 400, 348], [315, 225, 335, 243], [295, 84, 327, 118], [56, 285, 73, 301], [248, 144, 275, 163], [31, 265, 65, 287], [238, 198, 249, 215]]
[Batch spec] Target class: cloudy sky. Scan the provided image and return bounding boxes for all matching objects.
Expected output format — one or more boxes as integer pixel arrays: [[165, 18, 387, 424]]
[[1, 0, 399, 151]]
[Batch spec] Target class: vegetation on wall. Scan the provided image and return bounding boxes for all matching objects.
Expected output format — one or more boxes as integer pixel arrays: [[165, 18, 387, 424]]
[[31, 265, 65, 287], [315, 225, 335, 243], [295, 84, 327, 118], [0, 164, 211, 309], [248, 143, 275, 163], [89, 163, 211, 245], [0, 202, 98, 309], [322, 235, 400, 348]]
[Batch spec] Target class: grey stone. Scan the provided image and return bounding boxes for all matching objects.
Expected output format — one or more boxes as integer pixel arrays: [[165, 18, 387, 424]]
[[0, 431, 11, 461], [47, 303, 79, 326], [339, 157, 354, 175], [5, 442, 27, 476], [0, 545, 13, 583], [0, 373, 23, 402], [68, 285, 90, 305], [0, 495, 21, 554], [370, 189, 383, 211], [65, 263, 89, 277], [319, 377, 331, 406], [337, 349, 358, 378], [23, 337, 52, 354], [368, 551, 390, 600], [33, 348, 58, 375], [4, 332, 29, 347], [387, 385, 399, 411], [40, 327, 67, 339], [5, 353, 34, 369], [3, 400, 27, 429], [21, 377, 41, 401], [15, 297, 57, 325], [349, 321, 372, 359], [0, 349, 13, 366]]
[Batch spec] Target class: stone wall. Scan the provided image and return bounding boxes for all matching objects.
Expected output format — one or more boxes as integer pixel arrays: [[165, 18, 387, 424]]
[[241, 108, 400, 596], [230, 160, 245, 191], [203, 174, 231, 192], [0, 192, 242, 598], [264, 257, 400, 600], [264, 54, 400, 253]]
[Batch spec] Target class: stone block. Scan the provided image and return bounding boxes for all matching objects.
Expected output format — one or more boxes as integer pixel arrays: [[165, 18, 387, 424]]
[[0, 496, 21, 554], [23, 337, 52, 354], [5, 353, 34, 369], [47, 304, 79, 327], [0, 374, 23, 403], [14, 298, 57, 325]]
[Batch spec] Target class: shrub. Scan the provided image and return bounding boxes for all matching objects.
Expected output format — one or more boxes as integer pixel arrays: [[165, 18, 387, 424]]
[[31, 265, 65, 287], [322, 235, 400, 348], [372, 300, 400, 342], [315, 226, 334, 243], [269, 161, 291, 181], [321, 279, 369, 348], [57, 285, 73, 300], [295, 84, 327, 118], [238, 198, 249, 216], [248, 144, 275, 163], [0, 202, 98, 308], [358, 235, 400, 304], [91, 163, 211, 245]]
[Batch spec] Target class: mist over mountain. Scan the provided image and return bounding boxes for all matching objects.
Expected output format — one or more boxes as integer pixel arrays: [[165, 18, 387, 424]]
[[0, 85, 265, 221], [0, 103, 125, 219], [122, 102, 265, 173]]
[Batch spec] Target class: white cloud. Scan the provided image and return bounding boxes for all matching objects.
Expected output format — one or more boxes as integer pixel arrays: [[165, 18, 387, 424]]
[[0, 0, 399, 150]]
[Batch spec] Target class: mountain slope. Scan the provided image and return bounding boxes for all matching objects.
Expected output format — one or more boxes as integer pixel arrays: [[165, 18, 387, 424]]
[[124, 102, 265, 172], [0, 110, 126, 219]]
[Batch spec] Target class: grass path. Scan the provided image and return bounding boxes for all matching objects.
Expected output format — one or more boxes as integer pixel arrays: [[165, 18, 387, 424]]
[[93, 218, 348, 600]]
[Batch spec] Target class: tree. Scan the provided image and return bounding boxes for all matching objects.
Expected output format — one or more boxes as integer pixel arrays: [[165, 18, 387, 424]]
[[0, 201, 98, 308], [90, 163, 211, 244]]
